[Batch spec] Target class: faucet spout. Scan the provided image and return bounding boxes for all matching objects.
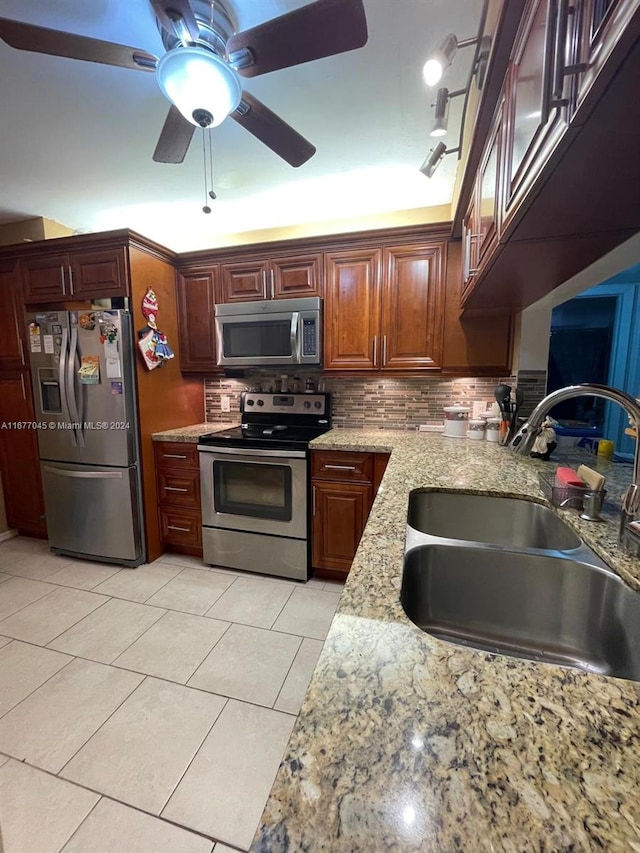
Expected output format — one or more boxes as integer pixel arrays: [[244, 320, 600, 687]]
[[510, 384, 640, 535]]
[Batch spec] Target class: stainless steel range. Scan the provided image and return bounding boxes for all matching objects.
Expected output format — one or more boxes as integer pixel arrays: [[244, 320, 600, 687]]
[[198, 392, 331, 580]]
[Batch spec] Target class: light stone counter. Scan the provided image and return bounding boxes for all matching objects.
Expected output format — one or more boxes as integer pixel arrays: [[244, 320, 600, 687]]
[[151, 422, 239, 443], [252, 429, 640, 852]]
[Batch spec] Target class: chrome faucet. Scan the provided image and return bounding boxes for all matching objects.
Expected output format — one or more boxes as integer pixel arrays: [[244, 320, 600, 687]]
[[510, 384, 640, 537]]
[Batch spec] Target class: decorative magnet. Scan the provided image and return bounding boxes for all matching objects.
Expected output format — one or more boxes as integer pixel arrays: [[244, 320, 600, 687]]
[[79, 313, 96, 331], [78, 355, 100, 384], [141, 287, 159, 330]]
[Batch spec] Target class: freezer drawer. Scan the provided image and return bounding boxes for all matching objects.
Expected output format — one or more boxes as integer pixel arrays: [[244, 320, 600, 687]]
[[41, 462, 144, 566]]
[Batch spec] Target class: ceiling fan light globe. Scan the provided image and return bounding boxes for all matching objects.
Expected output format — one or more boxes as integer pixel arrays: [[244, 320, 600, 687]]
[[156, 46, 241, 128]]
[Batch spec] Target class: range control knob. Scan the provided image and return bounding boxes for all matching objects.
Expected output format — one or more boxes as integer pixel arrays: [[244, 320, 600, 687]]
[[304, 401, 312, 409], [256, 399, 264, 407], [246, 399, 254, 406], [314, 401, 322, 409]]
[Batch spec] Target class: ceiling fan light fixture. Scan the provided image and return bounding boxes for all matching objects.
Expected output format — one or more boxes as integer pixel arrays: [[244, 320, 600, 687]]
[[156, 46, 241, 128]]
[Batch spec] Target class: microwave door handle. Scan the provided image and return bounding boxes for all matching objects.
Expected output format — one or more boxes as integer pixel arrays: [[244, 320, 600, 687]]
[[290, 312, 301, 361]]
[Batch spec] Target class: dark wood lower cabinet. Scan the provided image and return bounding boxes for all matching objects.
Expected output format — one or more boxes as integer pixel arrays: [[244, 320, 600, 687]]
[[154, 441, 202, 558], [311, 450, 389, 581], [0, 373, 47, 538]]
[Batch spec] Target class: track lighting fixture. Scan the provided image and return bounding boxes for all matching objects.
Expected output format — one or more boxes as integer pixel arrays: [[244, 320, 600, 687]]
[[422, 33, 479, 88], [429, 87, 466, 137], [419, 142, 459, 179]]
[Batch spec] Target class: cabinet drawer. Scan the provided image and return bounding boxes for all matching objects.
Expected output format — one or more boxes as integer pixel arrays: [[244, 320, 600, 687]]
[[312, 451, 373, 482], [159, 507, 202, 548], [157, 469, 200, 508], [154, 441, 199, 469]]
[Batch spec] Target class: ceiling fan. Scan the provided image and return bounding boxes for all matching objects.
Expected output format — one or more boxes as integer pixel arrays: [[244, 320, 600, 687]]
[[0, 0, 368, 167]]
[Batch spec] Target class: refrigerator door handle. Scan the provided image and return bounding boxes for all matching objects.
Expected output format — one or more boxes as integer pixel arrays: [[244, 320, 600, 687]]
[[42, 466, 123, 480], [67, 325, 85, 447], [58, 327, 76, 448]]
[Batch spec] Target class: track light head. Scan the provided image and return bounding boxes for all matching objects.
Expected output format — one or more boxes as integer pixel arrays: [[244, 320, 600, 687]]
[[430, 87, 450, 137], [422, 34, 457, 87], [419, 141, 448, 178]]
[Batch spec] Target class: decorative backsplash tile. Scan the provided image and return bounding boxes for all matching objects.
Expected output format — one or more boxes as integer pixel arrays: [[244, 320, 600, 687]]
[[204, 370, 548, 430]]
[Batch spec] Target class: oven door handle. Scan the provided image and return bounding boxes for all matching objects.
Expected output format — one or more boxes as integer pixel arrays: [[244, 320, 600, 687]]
[[198, 445, 307, 459], [290, 311, 300, 361]]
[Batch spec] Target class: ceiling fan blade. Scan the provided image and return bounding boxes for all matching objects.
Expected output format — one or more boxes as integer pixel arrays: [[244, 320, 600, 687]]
[[153, 106, 196, 163], [0, 17, 157, 71], [226, 0, 368, 78], [149, 0, 200, 43], [231, 92, 315, 168]]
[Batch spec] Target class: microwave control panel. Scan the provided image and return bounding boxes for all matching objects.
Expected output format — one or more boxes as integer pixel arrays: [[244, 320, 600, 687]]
[[302, 318, 317, 356]]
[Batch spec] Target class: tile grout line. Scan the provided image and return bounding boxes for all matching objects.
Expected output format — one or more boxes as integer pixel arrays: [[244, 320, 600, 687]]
[[0, 649, 76, 722], [270, 634, 305, 712]]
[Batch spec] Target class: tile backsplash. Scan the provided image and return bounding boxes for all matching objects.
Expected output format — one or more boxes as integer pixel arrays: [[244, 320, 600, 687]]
[[204, 371, 547, 430]]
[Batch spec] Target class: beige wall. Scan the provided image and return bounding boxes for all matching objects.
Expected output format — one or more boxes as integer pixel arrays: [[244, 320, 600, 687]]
[[187, 205, 452, 250]]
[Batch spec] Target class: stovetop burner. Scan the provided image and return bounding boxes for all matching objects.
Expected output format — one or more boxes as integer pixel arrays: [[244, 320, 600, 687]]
[[199, 391, 332, 451]]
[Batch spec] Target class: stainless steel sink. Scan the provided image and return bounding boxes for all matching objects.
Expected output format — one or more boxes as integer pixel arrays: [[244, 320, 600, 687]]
[[401, 543, 640, 682], [407, 490, 582, 552]]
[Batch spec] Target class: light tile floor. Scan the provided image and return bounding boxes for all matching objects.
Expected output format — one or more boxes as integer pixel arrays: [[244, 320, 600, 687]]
[[0, 537, 343, 852]]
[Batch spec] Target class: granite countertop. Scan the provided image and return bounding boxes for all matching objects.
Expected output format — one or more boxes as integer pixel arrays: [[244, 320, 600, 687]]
[[252, 430, 640, 852], [151, 422, 238, 443]]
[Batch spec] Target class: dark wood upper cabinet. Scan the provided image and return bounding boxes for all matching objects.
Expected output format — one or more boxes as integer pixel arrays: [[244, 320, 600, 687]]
[[69, 248, 127, 299], [324, 240, 446, 372], [502, 0, 573, 231], [176, 269, 220, 372], [324, 247, 382, 370], [477, 101, 503, 267], [220, 251, 322, 302], [220, 259, 270, 302], [0, 260, 27, 371], [381, 243, 445, 370], [271, 252, 323, 298], [22, 247, 127, 302]]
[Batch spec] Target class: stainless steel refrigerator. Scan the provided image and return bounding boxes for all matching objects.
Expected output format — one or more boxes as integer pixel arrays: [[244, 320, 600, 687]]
[[26, 309, 145, 566]]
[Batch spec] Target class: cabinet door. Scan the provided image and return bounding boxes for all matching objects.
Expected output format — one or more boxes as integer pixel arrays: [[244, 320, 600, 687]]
[[0, 373, 46, 537], [0, 261, 27, 371], [324, 248, 382, 370], [381, 243, 445, 369], [176, 270, 219, 372], [220, 260, 270, 302], [502, 0, 570, 229], [574, 0, 638, 115], [271, 253, 323, 298], [311, 480, 372, 577], [462, 192, 479, 298], [70, 248, 128, 298], [22, 254, 69, 302], [477, 101, 503, 267]]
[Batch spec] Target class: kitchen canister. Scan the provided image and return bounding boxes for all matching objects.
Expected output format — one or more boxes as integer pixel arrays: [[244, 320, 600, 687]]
[[486, 417, 501, 442], [443, 405, 471, 438], [468, 419, 486, 440]]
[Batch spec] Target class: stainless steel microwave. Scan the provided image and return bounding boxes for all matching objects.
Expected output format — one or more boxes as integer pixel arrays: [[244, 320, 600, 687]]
[[215, 297, 322, 367]]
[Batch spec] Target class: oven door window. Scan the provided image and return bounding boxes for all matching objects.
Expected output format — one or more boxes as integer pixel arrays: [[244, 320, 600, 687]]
[[222, 319, 293, 358], [213, 460, 292, 521]]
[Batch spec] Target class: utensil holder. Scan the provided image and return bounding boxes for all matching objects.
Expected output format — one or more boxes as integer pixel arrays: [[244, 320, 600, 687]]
[[538, 471, 606, 511]]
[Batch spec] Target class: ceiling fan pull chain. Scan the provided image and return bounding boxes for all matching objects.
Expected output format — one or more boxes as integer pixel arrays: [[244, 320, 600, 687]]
[[208, 127, 216, 202], [202, 127, 211, 214]]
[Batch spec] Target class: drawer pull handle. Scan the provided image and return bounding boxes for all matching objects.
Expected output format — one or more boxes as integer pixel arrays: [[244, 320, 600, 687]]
[[167, 524, 190, 532], [165, 486, 189, 492], [163, 453, 188, 459], [325, 464, 357, 471]]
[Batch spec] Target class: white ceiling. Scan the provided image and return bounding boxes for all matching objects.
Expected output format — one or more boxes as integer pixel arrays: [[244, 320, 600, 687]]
[[0, 0, 484, 252]]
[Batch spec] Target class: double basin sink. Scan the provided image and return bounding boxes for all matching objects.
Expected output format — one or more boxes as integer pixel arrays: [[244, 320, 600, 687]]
[[401, 491, 640, 682]]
